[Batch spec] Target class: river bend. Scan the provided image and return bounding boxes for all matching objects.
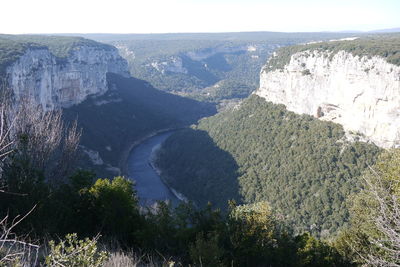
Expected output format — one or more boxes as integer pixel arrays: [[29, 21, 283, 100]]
[[127, 131, 180, 206]]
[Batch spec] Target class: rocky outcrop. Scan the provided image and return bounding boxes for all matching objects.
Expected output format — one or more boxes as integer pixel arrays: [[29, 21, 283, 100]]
[[256, 50, 400, 148], [6, 44, 129, 110], [150, 56, 187, 74]]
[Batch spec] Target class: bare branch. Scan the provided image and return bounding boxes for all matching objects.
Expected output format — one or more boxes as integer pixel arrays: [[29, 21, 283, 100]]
[[361, 165, 400, 266], [0, 209, 40, 266]]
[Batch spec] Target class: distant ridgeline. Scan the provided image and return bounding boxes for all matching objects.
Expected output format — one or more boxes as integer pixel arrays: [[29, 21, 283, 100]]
[[84, 32, 360, 102], [0, 35, 215, 177], [156, 95, 381, 237]]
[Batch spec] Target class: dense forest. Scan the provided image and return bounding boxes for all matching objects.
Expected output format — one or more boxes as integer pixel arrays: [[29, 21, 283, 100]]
[[1, 95, 398, 266], [156, 95, 381, 237], [0, 96, 352, 266]]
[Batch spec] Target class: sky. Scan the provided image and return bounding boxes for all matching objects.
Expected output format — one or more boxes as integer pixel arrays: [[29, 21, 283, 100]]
[[1, 0, 399, 34]]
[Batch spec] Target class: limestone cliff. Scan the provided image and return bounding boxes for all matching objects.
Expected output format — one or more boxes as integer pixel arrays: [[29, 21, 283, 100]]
[[150, 56, 188, 74], [256, 48, 400, 148], [6, 42, 129, 109]]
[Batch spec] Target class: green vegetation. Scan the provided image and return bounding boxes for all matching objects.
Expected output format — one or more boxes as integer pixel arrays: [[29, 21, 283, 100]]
[[1, 34, 112, 57], [103, 32, 359, 102], [1, 78, 394, 266], [2, 32, 398, 265], [0, 121, 350, 266], [156, 95, 381, 237], [0, 32, 365, 102], [0, 35, 216, 178], [0, 34, 113, 75], [266, 33, 400, 71], [63, 73, 215, 177], [45, 234, 109, 267], [195, 80, 255, 101], [0, 172, 349, 266], [2, 111, 396, 265], [0, 101, 352, 265], [334, 149, 400, 265], [0, 37, 41, 75], [156, 129, 241, 208], [117, 39, 272, 101]]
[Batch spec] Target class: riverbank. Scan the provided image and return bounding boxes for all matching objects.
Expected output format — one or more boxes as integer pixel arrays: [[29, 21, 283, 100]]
[[148, 143, 189, 203], [125, 130, 185, 207], [119, 127, 182, 177]]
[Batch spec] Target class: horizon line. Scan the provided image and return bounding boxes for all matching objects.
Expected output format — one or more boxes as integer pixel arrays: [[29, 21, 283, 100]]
[[2, 28, 400, 35]]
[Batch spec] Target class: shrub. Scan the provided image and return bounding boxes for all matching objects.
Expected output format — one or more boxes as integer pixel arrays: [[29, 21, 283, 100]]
[[189, 231, 225, 266], [45, 233, 108, 267], [89, 176, 140, 241]]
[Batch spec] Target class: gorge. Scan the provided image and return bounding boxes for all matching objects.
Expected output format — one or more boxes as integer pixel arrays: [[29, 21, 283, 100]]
[[0, 35, 215, 178], [154, 35, 400, 237], [1, 31, 400, 266], [126, 130, 181, 207]]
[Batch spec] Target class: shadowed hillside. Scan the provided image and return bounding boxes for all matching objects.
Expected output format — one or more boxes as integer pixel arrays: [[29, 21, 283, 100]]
[[156, 95, 381, 236], [63, 73, 216, 177]]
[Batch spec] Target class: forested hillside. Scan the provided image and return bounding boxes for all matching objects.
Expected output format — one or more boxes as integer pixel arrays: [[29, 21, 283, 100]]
[[156, 95, 381, 237], [63, 73, 215, 177], [0, 80, 353, 266]]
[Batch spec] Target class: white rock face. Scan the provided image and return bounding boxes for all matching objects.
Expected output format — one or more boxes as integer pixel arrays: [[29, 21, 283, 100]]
[[115, 44, 135, 60], [81, 145, 104, 165], [256, 50, 400, 148], [6, 45, 129, 110], [150, 57, 187, 74], [247, 45, 257, 52]]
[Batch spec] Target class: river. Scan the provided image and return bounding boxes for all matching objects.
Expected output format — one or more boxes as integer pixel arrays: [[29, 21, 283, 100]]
[[126, 131, 181, 207]]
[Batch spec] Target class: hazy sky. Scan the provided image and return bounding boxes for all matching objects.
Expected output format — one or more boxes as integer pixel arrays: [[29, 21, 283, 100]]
[[1, 0, 399, 34]]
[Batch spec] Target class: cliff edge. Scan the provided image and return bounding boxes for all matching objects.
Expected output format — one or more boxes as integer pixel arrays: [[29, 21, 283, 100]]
[[256, 35, 400, 148], [0, 35, 129, 109]]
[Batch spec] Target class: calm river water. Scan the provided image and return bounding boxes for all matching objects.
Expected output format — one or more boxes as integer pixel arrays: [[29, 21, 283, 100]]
[[127, 131, 180, 206]]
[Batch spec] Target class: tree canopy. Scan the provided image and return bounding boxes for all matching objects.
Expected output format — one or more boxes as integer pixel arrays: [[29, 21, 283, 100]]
[[156, 95, 381, 237]]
